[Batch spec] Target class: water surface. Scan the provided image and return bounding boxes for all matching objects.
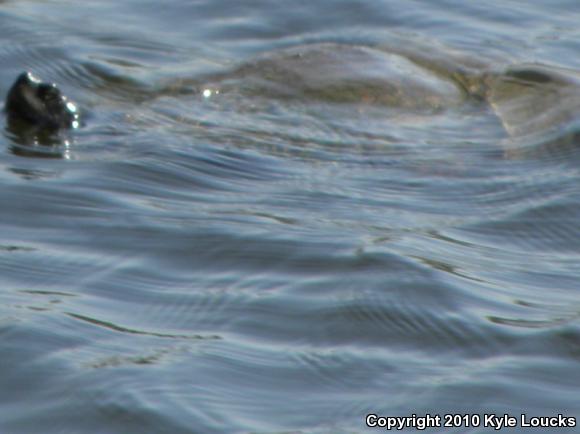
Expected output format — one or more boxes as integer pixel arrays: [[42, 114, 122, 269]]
[[1, 0, 580, 433]]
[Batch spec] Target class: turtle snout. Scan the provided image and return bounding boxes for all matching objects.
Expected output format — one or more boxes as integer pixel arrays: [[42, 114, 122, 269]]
[[14, 71, 40, 90]]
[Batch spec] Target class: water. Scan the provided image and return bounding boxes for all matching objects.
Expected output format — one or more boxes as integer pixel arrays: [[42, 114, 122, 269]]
[[1, 0, 580, 433]]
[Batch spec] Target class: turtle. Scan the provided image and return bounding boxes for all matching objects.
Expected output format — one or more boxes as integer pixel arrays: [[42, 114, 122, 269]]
[[4, 71, 79, 130], [6, 40, 579, 146]]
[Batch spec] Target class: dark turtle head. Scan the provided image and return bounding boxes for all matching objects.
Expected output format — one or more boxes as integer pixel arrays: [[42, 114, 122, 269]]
[[5, 72, 79, 130]]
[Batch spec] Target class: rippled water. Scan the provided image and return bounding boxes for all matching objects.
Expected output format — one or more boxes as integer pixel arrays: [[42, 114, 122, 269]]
[[1, 0, 580, 433]]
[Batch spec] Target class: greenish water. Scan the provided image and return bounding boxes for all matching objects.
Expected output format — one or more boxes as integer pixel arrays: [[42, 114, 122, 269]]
[[1, 1, 580, 433]]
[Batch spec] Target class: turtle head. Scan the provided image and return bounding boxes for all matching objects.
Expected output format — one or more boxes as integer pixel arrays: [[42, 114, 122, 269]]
[[5, 71, 79, 129]]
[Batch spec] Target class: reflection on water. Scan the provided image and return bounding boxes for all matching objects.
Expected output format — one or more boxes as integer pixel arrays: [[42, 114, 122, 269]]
[[1, 0, 580, 433]]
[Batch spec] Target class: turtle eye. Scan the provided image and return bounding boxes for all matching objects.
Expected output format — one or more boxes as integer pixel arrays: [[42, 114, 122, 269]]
[[37, 83, 61, 101]]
